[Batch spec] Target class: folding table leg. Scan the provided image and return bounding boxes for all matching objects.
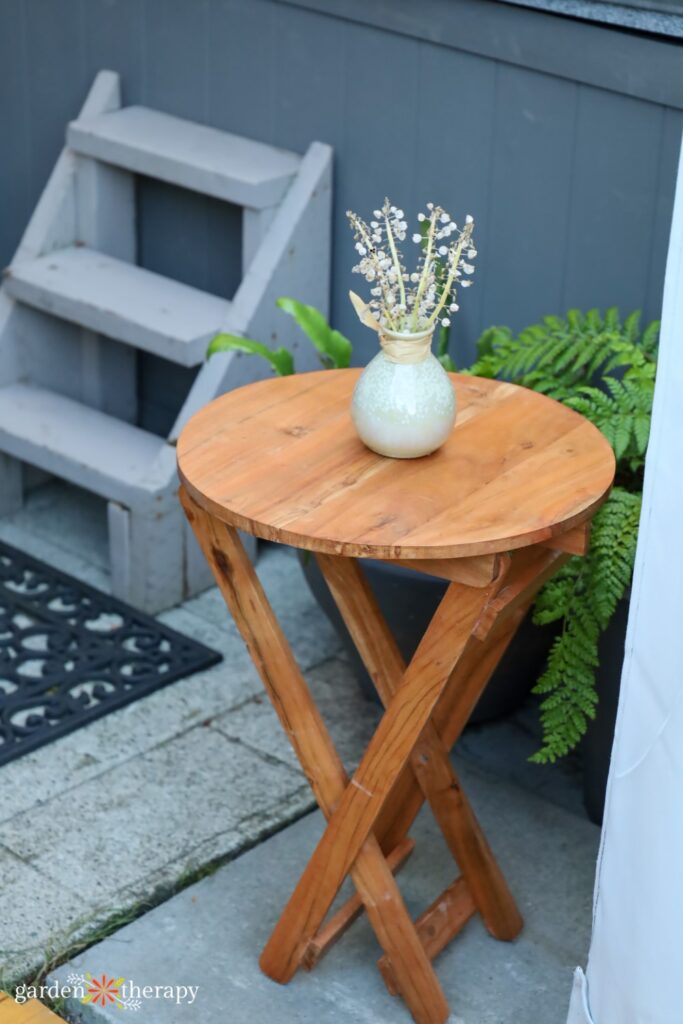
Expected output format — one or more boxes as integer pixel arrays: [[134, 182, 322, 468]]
[[257, 566, 497, 975], [179, 489, 451, 1024], [373, 618, 522, 858], [317, 553, 522, 943], [366, 547, 562, 866]]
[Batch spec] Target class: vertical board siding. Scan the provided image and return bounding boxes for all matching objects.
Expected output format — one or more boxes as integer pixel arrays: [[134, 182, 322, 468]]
[[207, 0, 275, 142], [482, 66, 578, 333], [0, 0, 679, 381], [646, 107, 683, 319], [415, 45, 498, 348], [0, 0, 31, 259], [270, 4, 346, 154], [141, 0, 210, 120], [562, 85, 664, 318], [136, 178, 242, 300], [23, 0, 86, 202], [137, 353, 197, 437], [335, 21, 420, 361], [82, 0, 145, 103], [269, 3, 350, 364]]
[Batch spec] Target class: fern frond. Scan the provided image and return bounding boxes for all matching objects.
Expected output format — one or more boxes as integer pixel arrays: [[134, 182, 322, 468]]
[[465, 308, 658, 761], [468, 310, 659, 417], [531, 488, 642, 762]]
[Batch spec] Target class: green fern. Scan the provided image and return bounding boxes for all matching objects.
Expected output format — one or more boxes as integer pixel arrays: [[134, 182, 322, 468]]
[[567, 369, 654, 471], [530, 488, 641, 761], [468, 307, 656, 402], [465, 308, 659, 762]]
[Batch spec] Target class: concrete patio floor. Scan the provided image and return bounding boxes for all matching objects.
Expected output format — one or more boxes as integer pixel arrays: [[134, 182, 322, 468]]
[[0, 481, 598, 1022], [52, 761, 599, 1024]]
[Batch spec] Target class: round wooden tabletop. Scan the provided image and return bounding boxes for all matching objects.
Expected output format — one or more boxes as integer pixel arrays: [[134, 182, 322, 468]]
[[177, 370, 615, 559]]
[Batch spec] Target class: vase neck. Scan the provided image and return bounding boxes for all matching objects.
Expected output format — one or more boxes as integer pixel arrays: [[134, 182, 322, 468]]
[[379, 329, 433, 365]]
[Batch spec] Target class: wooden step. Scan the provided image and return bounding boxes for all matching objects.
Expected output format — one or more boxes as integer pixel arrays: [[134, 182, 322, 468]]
[[0, 384, 175, 505], [4, 246, 230, 366], [68, 106, 301, 209]]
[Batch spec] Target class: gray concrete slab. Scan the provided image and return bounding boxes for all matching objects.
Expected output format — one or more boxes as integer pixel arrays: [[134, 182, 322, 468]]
[[0, 542, 341, 825], [0, 726, 309, 907], [212, 656, 381, 772], [52, 760, 600, 1024], [458, 699, 585, 819], [186, 549, 344, 671], [0, 653, 257, 823], [0, 847, 87, 986]]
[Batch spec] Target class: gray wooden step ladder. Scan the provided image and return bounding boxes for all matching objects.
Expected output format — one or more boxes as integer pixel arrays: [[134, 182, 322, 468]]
[[0, 71, 332, 612]]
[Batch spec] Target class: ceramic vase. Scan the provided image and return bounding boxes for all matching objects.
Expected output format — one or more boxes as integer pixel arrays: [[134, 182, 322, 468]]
[[351, 327, 456, 458]]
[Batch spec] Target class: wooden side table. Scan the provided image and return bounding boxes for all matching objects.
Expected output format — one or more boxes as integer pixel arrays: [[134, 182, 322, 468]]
[[177, 369, 615, 1024]]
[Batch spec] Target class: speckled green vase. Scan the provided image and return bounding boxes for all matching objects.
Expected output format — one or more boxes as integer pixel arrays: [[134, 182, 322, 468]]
[[351, 328, 456, 459]]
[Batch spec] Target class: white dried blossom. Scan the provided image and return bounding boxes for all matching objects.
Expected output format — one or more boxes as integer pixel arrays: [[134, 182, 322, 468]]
[[346, 198, 476, 332]]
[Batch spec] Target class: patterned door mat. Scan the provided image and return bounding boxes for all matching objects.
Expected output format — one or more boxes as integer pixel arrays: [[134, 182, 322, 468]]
[[0, 541, 222, 766]]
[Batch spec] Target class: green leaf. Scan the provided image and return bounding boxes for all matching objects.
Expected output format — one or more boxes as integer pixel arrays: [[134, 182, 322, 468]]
[[633, 412, 651, 453], [641, 319, 660, 357], [439, 352, 456, 372], [207, 333, 294, 376], [604, 307, 620, 330], [624, 309, 641, 342], [476, 326, 508, 359], [276, 297, 352, 369]]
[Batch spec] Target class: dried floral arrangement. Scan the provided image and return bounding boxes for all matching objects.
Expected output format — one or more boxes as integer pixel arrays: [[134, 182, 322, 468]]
[[346, 199, 477, 334]]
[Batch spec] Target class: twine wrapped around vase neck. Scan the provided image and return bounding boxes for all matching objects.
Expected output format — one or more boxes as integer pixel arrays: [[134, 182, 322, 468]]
[[379, 328, 434, 365]]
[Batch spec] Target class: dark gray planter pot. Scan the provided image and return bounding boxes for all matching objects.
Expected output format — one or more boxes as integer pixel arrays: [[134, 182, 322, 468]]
[[299, 551, 556, 724], [582, 595, 630, 825]]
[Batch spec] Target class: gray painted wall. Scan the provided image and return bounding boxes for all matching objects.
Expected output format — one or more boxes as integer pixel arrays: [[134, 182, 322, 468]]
[[1, 0, 681, 429]]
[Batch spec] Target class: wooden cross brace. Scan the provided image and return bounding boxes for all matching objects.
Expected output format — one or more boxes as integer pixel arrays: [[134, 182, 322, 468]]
[[180, 486, 572, 1024]]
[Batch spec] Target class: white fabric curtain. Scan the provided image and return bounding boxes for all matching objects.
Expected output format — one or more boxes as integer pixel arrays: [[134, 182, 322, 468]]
[[567, 134, 683, 1024]]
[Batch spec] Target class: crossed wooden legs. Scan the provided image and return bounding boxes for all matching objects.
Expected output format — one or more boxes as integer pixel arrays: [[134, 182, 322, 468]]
[[180, 487, 567, 1024]]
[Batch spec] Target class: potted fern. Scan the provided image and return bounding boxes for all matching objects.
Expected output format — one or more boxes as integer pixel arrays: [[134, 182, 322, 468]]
[[467, 308, 658, 821]]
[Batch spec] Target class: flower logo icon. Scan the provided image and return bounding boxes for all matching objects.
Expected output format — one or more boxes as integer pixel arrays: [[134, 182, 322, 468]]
[[82, 973, 125, 1008]]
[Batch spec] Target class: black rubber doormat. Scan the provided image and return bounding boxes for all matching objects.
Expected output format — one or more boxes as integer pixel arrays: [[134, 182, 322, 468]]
[[0, 540, 222, 766]]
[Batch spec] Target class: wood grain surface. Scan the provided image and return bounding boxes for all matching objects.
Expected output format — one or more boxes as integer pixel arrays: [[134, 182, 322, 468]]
[[0, 993, 65, 1023], [177, 370, 615, 558]]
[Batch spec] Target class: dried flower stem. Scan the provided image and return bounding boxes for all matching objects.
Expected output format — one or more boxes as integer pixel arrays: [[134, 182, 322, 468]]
[[383, 205, 406, 318], [410, 211, 437, 332], [425, 222, 473, 329], [347, 200, 477, 336]]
